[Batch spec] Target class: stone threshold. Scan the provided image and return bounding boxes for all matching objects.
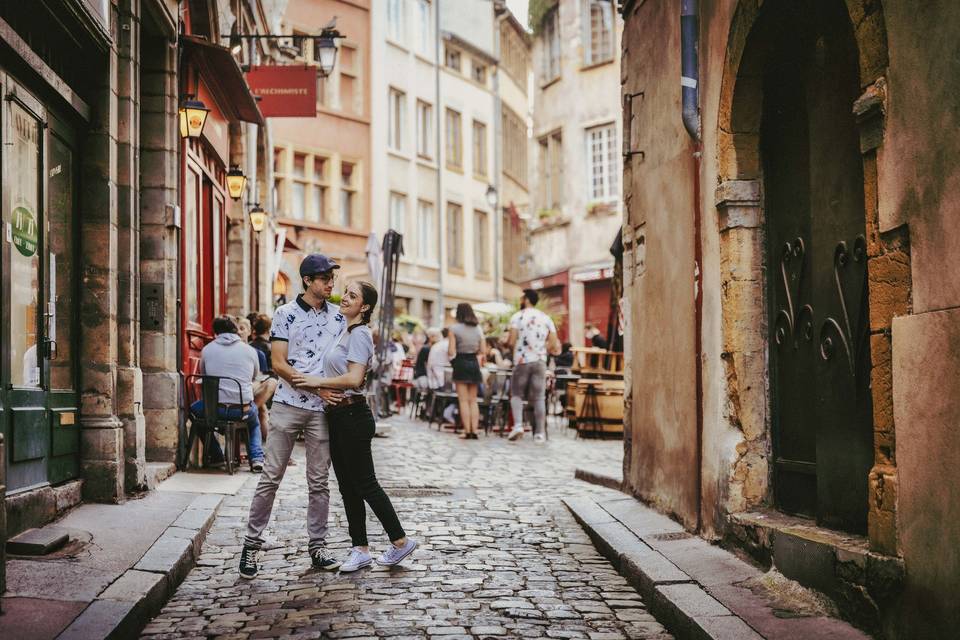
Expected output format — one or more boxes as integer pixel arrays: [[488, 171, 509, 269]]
[[725, 510, 904, 635], [564, 496, 872, 640]]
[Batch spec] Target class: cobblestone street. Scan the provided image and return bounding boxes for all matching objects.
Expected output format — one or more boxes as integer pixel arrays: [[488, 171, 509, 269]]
[[141, 416, 672, 640]]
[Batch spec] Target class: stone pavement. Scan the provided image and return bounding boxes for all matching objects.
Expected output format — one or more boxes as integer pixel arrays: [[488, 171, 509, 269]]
[[141, 416, 673, 640]]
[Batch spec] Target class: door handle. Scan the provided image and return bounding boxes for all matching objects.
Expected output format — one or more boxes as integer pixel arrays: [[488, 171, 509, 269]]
[[44, 338, 58, 360]]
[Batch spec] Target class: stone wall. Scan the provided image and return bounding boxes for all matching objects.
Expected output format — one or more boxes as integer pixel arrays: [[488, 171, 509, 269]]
[[139, 12, 181, 464]]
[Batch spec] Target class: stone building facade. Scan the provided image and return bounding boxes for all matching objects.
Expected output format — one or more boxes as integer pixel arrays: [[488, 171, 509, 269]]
[[527, 0, 624, 345], [620, 0, 960, 637]]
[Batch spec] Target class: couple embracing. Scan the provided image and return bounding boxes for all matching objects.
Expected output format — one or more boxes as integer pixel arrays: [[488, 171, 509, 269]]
[[238, 253, 417, 579]]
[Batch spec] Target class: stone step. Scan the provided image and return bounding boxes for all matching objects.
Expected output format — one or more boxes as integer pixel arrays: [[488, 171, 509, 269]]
[[6, 526, 70, 556]]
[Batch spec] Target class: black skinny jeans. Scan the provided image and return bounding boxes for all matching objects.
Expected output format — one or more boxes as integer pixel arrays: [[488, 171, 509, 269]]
[[328, 401, 406, 547]]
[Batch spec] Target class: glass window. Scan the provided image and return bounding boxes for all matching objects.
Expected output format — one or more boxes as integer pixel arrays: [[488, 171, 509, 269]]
[[542, 9, 561, 82], [472, 61, 486, 84], [586, 123, 618, 201], [417, 200, 435, 261], [293, 153, 306, 178], [340, 162, 356, 227], [48, 132, 75, 389], [474, 209, 489, 274], [387, 0, 405, 43], [502, 107, 528, 187], [446, 202, 462, 269], [291, 182, 306, 219], [416, 0, 432, 55], [416, 100, 433, 159], [6, 102, 41, 387], [539, 131, 564, 209], [389, 192, 407, 235], [389, 88, 405, 151], [185, 168, 200, 324], [310, 185, 324, 222], [445, 109, 462, 169], [472, 120, 487, 177], [444, 46, 461, 71], [584, 0, 614, 65]]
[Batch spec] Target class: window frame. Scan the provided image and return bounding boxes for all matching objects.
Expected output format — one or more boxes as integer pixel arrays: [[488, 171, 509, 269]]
[[415, 0, 432, 56], [472, 119, 488, 179], [445, 108, 463, 171], [416, 99, 433, 160], [416, 199, 437, 264], [446, 202, 463, 270], [339, 160, 358, 228], [273, 146, 331, 224], [387, 0, 405, 45], [541, 8, 561, 84], [585, 122, 619, 203], [583, 0, 614, 66], [389, 191, 407, 236], [388, 87, 406, 152], [474, 208, 490, 275]]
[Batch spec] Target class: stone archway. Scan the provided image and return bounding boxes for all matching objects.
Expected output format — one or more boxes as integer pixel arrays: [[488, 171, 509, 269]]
[[714, 0, 908, 553]]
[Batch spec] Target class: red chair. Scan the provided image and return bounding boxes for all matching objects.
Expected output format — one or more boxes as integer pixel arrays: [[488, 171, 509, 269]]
[[391, 358, 416, 408]]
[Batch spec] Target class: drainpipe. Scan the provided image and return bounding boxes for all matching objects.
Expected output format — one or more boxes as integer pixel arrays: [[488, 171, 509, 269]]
[[681, 0, 704, 532], [435, 0, 444, 323]]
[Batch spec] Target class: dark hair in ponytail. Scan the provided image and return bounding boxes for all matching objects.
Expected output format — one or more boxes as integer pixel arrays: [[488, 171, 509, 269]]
[[348, 280, 378, 332]]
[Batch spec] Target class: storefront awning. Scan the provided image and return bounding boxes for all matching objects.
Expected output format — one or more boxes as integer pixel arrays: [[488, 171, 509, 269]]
[[181, 35, 263, 126]]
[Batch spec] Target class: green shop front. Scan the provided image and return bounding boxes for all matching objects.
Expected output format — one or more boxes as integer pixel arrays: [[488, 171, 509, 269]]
[[0, 1, 106, 507]]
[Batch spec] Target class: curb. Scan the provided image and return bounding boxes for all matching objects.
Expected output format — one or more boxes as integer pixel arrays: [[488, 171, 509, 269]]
[[574, 467, 623, 491], [564, 497, 762, 640], [57, 493, 225, 640]]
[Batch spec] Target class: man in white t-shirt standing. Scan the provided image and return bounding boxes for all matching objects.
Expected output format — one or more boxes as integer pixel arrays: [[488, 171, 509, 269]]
[[505, 289, 560, 442]]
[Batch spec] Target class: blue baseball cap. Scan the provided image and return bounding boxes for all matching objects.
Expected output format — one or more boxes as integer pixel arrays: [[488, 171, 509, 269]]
[[299, 253, 340, 277]]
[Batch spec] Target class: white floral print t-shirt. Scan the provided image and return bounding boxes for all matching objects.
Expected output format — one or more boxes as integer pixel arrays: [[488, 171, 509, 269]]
[[509, 307, 557, 365], [270, 295, 347, 411]]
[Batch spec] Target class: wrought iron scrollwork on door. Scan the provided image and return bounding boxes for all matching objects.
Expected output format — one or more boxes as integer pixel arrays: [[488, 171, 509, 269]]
[[818, 235, 867, 377], [774, 237, 815, 350]]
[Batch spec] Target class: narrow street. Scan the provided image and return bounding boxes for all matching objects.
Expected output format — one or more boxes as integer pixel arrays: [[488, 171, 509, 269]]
[[141, 417, 672, 640]]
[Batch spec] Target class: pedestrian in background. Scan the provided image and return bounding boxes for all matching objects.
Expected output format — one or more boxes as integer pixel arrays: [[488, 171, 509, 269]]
[[414, 328, 439, 391], [293, 280, 418, 573], [585, 323, 609, 350], [427, 327, 450, 389], [193, 316, 265, 470], [449, 303, 484, 440], [239, 254, 347, 579], [505, 289, 560, 442]]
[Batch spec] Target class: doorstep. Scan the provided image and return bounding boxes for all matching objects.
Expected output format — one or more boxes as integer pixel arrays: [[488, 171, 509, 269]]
[[564, 495, 872, 640], [2, 470, 255, 640]]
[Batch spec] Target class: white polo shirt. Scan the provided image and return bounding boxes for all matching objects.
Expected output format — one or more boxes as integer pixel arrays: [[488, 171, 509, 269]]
[[270, 294, 347, 411]]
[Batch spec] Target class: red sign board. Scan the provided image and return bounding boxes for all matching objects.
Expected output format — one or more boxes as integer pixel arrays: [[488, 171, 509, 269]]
[[245, 66, 316, 117]]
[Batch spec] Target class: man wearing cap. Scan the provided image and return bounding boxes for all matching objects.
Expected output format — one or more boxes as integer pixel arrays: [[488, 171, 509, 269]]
[[239, 254, 347, 578]]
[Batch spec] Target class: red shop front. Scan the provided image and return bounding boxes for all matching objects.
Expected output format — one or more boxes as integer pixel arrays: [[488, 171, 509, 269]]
[[179, 35, 262, 375]]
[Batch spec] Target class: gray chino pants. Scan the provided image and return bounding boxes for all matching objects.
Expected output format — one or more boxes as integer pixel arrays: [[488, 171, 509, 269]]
[[244, 402, 331, 552], [510, 360, 547, 436]]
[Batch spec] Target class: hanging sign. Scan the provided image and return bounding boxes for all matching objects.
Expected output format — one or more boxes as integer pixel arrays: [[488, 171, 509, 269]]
[[245, 66, 317, 117], [12, 206, 38, 257]]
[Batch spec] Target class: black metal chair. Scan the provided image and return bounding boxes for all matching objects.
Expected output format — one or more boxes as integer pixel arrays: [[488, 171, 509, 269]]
[[183, 374, 253, 475]]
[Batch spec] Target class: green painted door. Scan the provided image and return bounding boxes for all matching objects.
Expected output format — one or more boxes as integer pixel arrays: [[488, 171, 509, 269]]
[[1, 74, 80, 493]]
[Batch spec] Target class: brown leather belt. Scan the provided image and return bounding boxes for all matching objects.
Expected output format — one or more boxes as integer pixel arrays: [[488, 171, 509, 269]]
[[222, 403, 251, 412], [327, 395, 366, 412]]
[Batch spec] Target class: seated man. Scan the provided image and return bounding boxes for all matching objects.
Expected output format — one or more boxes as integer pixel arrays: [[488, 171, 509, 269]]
[[192, 316, 265, 471]]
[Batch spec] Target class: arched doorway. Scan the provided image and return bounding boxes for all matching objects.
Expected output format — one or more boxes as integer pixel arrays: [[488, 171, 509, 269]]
[[763, 0, 873, 532]]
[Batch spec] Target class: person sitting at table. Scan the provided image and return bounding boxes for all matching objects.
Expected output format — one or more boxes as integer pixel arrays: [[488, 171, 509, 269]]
[[414, 328, 439, 391], [192, 316, 265, 471], [553, 342, 574, 370], [484, 336, 509, 368], [426, 327, 450, 389]]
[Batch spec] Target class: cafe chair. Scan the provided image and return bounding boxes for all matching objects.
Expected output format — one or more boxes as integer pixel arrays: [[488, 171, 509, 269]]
[[183, 374, 253, 475]]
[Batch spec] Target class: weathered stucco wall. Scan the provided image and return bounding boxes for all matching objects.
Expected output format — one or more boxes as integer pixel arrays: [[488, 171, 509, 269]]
[[621, 0, 699, 529], [883, 1, 960, 636]]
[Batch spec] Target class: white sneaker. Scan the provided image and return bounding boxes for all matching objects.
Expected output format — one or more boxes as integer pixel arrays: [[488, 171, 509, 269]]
[[377, 538, 418, 566], [507, 426, 525, 441], [339, 547, 372, 572], [534, 433, 546, 443]]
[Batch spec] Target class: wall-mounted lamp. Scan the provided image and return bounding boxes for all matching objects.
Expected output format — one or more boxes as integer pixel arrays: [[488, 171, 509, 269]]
[[179, 96, 210, 139], [226, 166, 247, 200], [249, 203, 267, 233], [485, 184, 498, 209]]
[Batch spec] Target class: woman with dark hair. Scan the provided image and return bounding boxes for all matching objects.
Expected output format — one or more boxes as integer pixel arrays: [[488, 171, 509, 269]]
[[292, 281, 418, 573], [448, 302, 484, 439]]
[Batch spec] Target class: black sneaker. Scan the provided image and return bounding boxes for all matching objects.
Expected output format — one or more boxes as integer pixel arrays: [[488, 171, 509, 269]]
[[310, 547, 342, 571], [239, 546, 260, 579]]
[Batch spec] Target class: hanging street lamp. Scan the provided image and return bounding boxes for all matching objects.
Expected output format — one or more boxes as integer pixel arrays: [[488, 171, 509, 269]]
[[248, 203, 267, 233], [314, 33, 340, 77], [179, 97, 211, 139], [485, 184, 498, 209], [226, 166, 247, 200]]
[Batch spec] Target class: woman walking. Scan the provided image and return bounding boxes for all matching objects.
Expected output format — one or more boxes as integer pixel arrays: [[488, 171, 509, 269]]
[[448, 303, 484, 439], [292, 281, 418, 572]]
